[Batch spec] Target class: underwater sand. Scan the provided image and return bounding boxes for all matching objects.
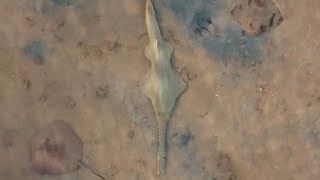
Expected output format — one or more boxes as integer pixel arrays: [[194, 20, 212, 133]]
[[1, 0, 320, 179]]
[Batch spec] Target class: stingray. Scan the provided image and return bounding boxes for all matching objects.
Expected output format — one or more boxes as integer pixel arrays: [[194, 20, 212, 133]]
[[30, 120, 106, 180], [142, 0, 187, 175], [231, 0, 283, 35]]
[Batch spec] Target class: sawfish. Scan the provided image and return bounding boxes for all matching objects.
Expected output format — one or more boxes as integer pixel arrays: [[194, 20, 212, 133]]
[[142, 0, 187, 175]]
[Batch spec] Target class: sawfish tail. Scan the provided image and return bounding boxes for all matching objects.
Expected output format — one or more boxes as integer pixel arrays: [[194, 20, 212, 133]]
[[157, 121, 167, 175], [146, 0, 162, 41]]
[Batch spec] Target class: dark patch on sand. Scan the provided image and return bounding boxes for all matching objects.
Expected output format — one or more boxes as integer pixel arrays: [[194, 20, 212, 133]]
[[1, 129, 18, 148], [167, 0, 271, 65], [51, 0, 74, 7], [179, 131, 194, 147], [23, 40, 46, 65], [203, 24, 266, 65]]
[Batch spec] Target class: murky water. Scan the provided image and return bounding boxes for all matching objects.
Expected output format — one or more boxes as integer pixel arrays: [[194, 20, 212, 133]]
[[1, 0, 320, 179]]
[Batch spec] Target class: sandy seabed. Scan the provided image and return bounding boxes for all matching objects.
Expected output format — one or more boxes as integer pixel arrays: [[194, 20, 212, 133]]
[[1, 0, 320, 179]]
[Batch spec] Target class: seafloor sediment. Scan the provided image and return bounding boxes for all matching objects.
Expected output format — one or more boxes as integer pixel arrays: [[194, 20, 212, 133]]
[[0, 0, 320, 179]]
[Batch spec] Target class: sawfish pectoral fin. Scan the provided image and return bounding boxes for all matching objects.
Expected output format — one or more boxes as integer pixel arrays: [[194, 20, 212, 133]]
[[160, 40, 174, 59], [155, 71, 186, 122], [174, 71, 187, 94], [141, 71, 154, 99], [169, 69, 187, 98], [144, 44, 153, 61]]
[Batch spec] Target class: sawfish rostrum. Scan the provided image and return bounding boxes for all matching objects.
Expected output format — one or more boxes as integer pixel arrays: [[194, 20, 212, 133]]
[[142, 0, 187, 175]]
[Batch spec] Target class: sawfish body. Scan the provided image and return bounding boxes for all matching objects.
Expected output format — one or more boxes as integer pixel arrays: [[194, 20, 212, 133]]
[[142, 0, 186, 175]]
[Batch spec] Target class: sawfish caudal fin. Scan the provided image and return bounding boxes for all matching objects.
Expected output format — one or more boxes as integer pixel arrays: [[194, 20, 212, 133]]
[[145, 0, 174, 63], [146, 0, 161, 41], [157, 121, 167, 175]]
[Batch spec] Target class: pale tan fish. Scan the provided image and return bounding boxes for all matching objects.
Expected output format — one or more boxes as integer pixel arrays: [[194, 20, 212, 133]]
[[142, 0, 187, 175]]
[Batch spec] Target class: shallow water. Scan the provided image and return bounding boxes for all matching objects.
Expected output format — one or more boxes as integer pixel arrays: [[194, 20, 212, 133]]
[[1, 0, 320, 179]]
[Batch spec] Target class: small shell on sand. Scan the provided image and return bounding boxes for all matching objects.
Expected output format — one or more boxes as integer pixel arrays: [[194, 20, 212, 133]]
[[30, 120, 83, 175]]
